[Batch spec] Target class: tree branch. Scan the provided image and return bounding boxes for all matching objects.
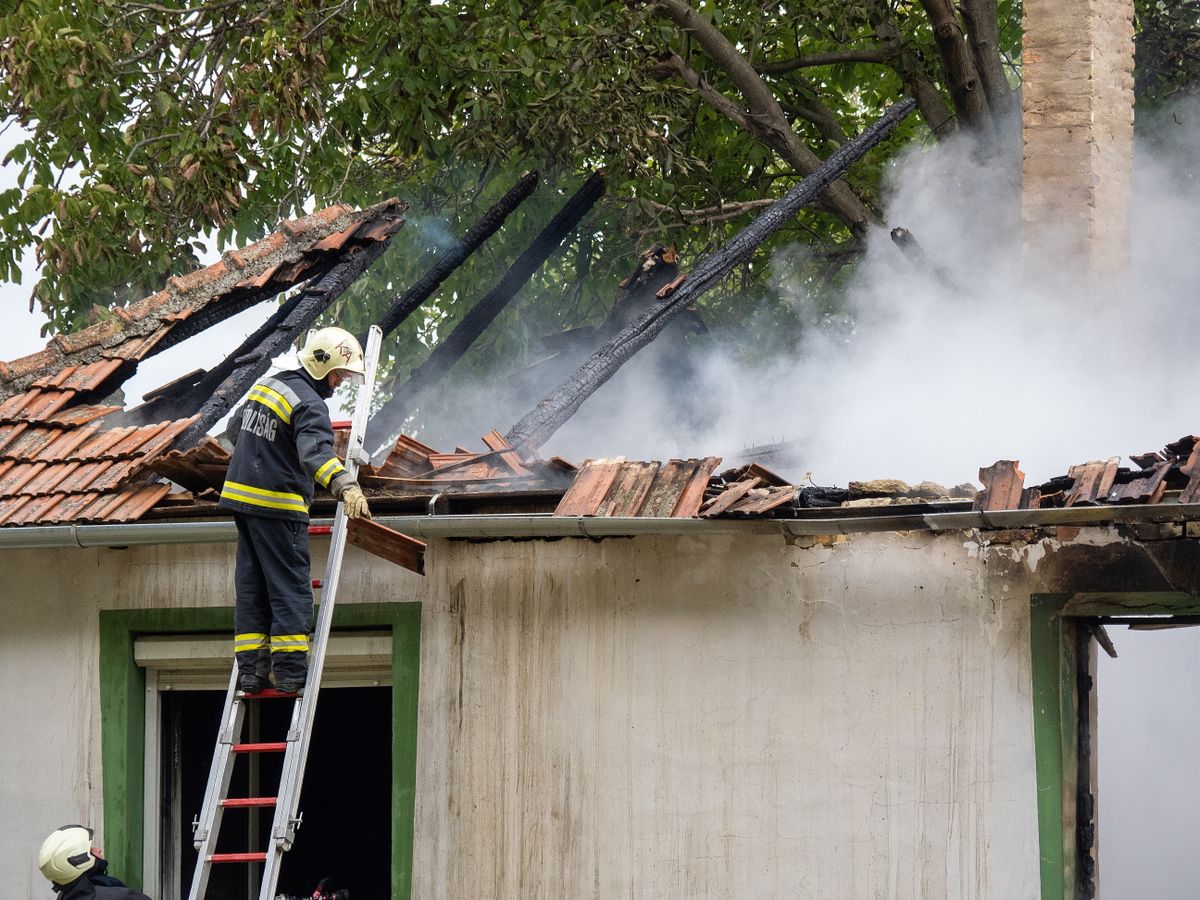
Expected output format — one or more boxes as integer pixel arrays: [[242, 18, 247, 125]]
[[651, 0, 875, 236], [755, 47, 893, 75]]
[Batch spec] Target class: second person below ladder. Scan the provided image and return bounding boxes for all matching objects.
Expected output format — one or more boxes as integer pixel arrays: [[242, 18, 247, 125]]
[[218, 326, 373, 694]]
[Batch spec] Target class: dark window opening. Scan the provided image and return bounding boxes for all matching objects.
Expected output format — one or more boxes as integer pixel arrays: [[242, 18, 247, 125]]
[[162, 686, 392, 899]]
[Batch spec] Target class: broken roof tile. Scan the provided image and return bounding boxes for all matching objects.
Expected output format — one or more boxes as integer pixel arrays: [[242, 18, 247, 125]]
[[122, 290, 172, 322], [3, 347, 60, 381], [23, 462, 81, 496], [5, 492, 65, 525], [280, 203, 353, 240], [43, 404, 120, 427], [104, 483, 172, 522], [0, 461, 47, 495], [32, 365, 79, 390], [311, 224, 360, 252], [33, 426, 98, 461], [554, 457, 722, 518], [222, 231, 288, 271], [555, 457, 626, 517], [52, 318, 125, 355], [168, 259, 229, 296]]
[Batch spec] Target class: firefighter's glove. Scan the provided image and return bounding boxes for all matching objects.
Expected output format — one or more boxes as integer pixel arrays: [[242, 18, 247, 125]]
[[339, 485, 371, 519]]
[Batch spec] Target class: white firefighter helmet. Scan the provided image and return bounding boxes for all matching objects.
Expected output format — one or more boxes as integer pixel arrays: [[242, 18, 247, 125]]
[[298, 327, 365, 381], [38, 824, 95, 885]]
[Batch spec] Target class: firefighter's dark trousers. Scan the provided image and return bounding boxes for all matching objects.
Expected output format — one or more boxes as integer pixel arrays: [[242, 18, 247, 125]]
[[233, 512, 313, 684]]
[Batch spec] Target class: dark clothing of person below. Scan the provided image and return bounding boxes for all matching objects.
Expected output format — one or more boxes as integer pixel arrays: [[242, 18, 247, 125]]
[[87, 857, 125, 887], [233, 512, 313, 683], [55, 874, 151, 899]]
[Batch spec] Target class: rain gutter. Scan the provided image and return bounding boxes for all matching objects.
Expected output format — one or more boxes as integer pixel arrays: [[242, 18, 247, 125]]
[[0, 503, 1198, 550]]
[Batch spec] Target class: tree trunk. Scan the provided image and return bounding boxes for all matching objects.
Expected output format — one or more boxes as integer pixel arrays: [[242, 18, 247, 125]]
[[918, 0, 990, 128], [367, 172, 606, 448], [653, 0, 875, 236], [369, 171, 540, 341], [960, 0, 1013, 118], [867, 0, 958, 137], [504, 99, 916, 454]]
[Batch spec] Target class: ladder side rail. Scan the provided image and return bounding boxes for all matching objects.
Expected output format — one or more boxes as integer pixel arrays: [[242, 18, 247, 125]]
[[192, 666, 240, 849], [259, 325, 383, 899], [187, 678, 246, 900]]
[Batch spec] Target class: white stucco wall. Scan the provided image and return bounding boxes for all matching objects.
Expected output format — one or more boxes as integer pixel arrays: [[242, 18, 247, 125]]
[[0, 526, 1071, 897], [414, 531, 1042, 899]]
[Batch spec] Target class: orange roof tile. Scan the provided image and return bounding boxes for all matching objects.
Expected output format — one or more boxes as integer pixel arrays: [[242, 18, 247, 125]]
[[0, 198, 406, 526]]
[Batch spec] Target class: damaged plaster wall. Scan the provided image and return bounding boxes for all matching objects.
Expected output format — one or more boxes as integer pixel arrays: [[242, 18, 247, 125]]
[[415, 531, 1044, 899]]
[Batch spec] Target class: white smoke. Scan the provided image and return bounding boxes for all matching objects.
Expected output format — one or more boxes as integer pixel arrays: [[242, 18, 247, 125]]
[[526, 98, 1200, 489]]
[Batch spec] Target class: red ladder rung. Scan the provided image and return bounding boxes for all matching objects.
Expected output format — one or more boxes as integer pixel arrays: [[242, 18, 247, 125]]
[[311, 578, 322, 589], [232, 742, 288, 754], [240, 688, 301, 699], [308, 525, 332, 536], [220, 796, 276, 808], [209, 852, 268, 863]]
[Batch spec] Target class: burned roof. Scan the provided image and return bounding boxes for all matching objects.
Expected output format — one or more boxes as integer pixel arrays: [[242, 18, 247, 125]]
[[2, 191, 1199, 529], [0, 200, 405, 525]]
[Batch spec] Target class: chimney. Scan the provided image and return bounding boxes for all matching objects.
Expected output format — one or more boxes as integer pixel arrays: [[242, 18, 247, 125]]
[[1021, 0, 1135, 285]]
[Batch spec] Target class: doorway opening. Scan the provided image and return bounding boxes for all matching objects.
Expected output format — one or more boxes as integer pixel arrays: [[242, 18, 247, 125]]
[[1095, 626, 1200, 898], [1032, 593, 1200, 900], [163, 685, 392, 899]]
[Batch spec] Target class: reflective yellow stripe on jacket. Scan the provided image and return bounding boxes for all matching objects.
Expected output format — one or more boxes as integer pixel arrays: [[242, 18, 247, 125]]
[[314, 456, 346, 488], [247, 383, 294, 424], [220, 480, 308, 513]]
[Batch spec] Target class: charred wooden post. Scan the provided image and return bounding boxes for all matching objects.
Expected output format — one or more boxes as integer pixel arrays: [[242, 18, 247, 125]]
[[504, 99, 917, 454], [601, 244, 681, 336], [368, 171, 606, 447], [368, 171, 540, 341], [890, 226, 959, 291], [173, 237, 396, 449]]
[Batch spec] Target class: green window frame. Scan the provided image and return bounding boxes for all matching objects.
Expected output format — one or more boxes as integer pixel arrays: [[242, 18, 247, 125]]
[[1030, 591, 1200, 899], [99, 602, 421, 897]]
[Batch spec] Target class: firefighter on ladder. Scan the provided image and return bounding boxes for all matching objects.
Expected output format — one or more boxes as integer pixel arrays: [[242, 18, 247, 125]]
[[219, 327, 372, 694]]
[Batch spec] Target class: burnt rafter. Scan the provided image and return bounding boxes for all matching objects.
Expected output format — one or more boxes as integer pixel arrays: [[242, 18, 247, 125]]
[[173, 235, 398, 450], [505, 99, 917, 455], [366, 171, 540, 343], [367, 171, 606, 449], [124, 288, 310, 426]]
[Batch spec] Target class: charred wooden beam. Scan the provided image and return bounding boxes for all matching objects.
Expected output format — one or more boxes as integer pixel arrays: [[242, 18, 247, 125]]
[[367, 171, 540, 341], [173, 237, 396, 450], [504, 100, 916, 454], [368, 171, 606, 448], [123, 287, 310, 425]]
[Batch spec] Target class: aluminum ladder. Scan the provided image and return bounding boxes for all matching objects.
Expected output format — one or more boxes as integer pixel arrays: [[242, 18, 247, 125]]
[[187, 325, 382, 900]]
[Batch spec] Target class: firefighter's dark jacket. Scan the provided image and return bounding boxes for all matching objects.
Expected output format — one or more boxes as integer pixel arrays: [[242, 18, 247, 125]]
[[55, 875, 151, 899], [218, 369, 353, 521]]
